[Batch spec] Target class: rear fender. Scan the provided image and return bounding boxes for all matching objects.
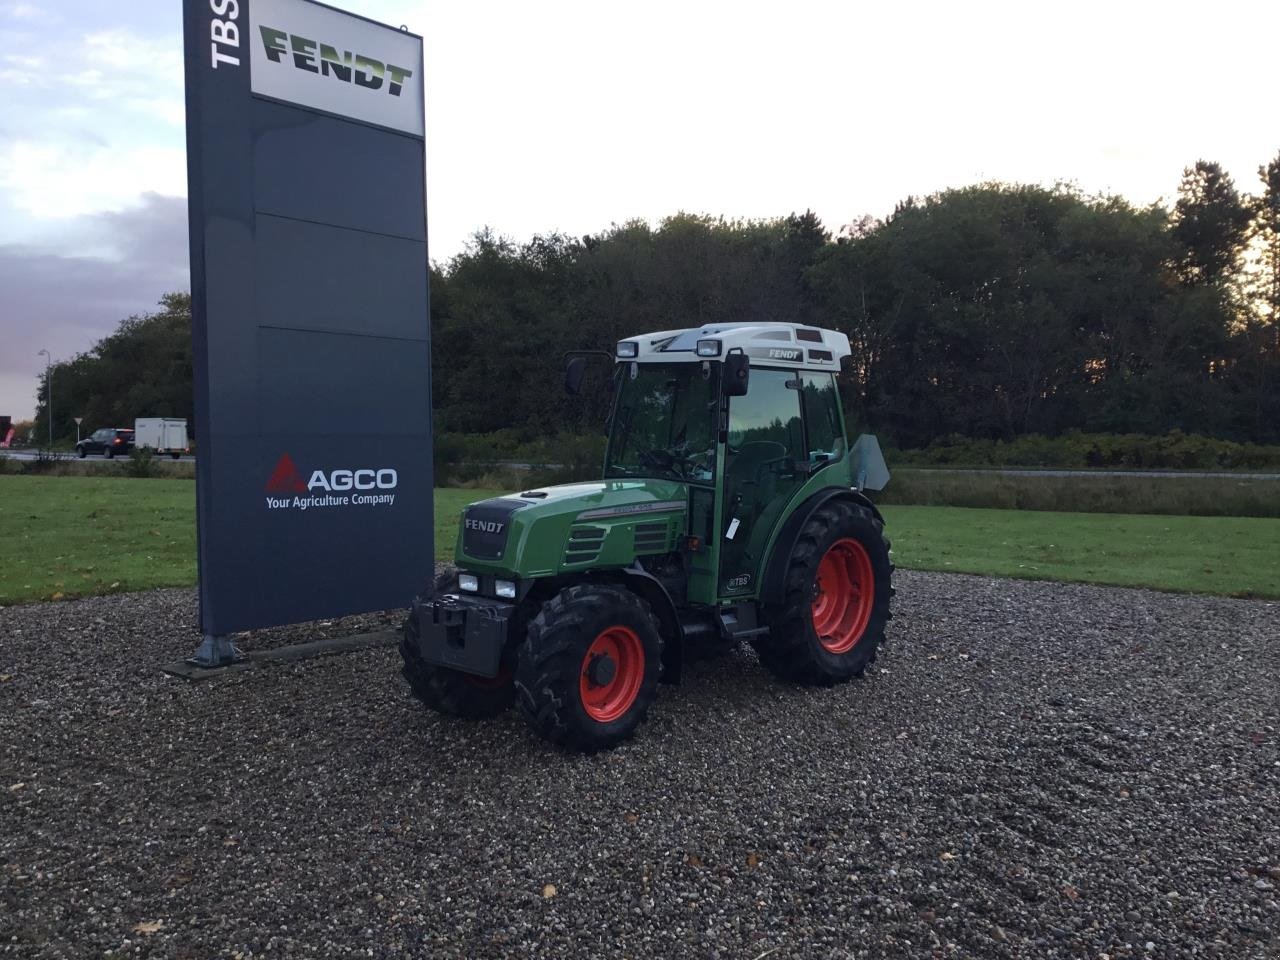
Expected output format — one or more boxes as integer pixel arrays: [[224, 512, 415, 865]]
[[759, 487, 884, 608]]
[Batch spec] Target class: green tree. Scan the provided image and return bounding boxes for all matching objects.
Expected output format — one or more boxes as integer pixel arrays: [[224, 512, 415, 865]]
[[34, 293, 193, 445], [1254, 152, 1280, 336], [1170, 160, 1253, 285], [811, 184, 1241, 445]]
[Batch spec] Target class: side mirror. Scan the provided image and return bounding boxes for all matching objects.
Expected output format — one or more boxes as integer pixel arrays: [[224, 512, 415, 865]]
[[564, 356, 587, 396], [722, 352, 750, 397]]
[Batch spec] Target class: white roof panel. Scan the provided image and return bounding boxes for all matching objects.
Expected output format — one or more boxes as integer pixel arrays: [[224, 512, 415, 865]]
[[620, 323, 851, 371]]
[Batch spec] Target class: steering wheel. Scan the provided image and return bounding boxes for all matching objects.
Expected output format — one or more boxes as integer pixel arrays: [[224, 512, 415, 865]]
[[638, 448, 677, 471]]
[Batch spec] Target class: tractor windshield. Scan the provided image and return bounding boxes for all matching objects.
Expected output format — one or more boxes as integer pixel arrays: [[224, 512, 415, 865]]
[[605, 362, 718, 483]]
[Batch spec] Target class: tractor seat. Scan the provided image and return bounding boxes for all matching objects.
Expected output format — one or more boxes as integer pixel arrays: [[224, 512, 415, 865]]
[[725, 440, 788, 491]]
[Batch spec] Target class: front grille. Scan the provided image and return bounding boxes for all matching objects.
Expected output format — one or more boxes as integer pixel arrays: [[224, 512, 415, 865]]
[[461, 498, 524, 561], [564, 525, 606, 565], [633, 520, 670, 555]]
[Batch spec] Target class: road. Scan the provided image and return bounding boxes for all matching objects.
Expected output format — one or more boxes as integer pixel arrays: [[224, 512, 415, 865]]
[[0, 449, 196, 462], [906, 466, 1280, 480], [472, 460, 1280, 481], [5, 450, 1276, 479]]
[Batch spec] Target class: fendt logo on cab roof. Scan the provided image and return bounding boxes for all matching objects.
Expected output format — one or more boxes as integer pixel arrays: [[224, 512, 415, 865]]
[[258, 26, 413, 96], [264, 453, 398, 512], [746, 346, 804, 362]]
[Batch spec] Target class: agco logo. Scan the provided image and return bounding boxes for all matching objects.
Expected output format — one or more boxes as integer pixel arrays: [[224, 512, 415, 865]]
[[258, 25, 414, 96], [264, 454, 398, 511]]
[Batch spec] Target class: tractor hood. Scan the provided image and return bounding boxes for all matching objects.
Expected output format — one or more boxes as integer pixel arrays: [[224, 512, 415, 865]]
[[456, 479, 688, 577]]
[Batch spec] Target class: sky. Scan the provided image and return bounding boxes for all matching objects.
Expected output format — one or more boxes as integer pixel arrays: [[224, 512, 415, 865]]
[[1, 0, 1278, 420]]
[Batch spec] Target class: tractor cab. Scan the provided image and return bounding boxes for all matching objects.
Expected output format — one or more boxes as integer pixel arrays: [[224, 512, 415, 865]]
[[402, 323, 894, 751]]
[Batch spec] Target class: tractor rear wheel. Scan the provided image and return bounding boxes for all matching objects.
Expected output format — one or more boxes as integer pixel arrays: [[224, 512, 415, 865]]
[[400, 569, 515, 719], [515, 583, 662, 751], [753, 499, 892, 684]]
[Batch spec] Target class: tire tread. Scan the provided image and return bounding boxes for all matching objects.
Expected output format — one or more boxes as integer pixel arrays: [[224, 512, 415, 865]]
[[752, 500, 893, 685]]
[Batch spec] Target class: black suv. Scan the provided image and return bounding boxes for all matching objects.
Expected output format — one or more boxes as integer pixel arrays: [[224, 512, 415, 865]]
[[77, 428, 135, 459]]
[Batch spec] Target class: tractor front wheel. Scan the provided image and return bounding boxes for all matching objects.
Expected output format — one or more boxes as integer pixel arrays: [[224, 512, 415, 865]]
[[515, 583, 662, 751], [753, 499, 893, 684]]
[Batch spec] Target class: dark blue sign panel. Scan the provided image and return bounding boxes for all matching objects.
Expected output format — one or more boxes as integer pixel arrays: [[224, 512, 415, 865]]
[[183, 0, 431, 647]]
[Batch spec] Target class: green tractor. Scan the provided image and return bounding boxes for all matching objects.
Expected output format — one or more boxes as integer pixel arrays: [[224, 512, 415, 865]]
[[402, 323, 893, 750]]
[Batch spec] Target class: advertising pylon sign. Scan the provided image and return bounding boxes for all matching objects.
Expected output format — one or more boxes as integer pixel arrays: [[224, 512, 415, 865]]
[[183, 0, 432, 662]]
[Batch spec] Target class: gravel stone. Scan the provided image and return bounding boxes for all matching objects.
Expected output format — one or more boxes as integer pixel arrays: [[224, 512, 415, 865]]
[[1, 571, 1277, 958]]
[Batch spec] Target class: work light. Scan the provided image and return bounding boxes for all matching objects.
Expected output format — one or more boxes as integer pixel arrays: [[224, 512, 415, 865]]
[[616, 340, 639, 358], [458, 573, 479, 592], [494, 580, 517, 599], [695, 339, 722, 357]]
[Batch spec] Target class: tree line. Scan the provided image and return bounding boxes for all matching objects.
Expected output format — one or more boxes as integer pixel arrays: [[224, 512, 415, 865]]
[[31, 155, 1280, 449], [31, 292, 194, 446]]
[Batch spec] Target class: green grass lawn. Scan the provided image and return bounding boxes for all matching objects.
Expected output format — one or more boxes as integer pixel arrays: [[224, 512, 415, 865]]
[[1, 476, 198, 604], [882, 505, 1280, 599], [2, 476, 1277, 605]]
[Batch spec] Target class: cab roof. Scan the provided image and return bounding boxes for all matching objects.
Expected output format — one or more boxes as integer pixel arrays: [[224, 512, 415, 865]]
[[618, 322, 851, 372]]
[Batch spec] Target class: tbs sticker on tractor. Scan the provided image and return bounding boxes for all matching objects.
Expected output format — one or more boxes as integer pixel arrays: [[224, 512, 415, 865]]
[[264, 453, 398, 510]]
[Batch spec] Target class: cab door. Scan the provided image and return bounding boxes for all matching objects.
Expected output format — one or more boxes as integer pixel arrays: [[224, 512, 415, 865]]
[[717, 368, 807, 597]]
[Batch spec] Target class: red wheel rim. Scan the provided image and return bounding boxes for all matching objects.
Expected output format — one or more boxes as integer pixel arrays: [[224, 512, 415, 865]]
[[811, 538, 875, 654], [579, 625, 645, 723]]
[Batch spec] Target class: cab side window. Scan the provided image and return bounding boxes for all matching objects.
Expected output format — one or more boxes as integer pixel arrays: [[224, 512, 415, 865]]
[[726, 368, 803, 456], [800, 373, 845, 466]]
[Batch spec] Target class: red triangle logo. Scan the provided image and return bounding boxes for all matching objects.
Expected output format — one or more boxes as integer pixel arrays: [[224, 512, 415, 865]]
[[265, 453, 307, 493]]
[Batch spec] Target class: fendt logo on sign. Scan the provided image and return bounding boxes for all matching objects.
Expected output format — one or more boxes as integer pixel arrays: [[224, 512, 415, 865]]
[[248, 0, 425, 137], [258, 26, 414, 97], [264, 453, 398, 511]]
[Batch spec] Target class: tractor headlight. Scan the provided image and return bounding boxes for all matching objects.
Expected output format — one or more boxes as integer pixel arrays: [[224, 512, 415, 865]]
[[458, 573, 479, 592], [616, 340, 639, 358], [695, 338, 722, 357], [494, 579, 517, 599]]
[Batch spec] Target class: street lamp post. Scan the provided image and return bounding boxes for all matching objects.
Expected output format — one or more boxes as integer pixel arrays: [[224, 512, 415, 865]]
[[36, 349, 52, 448]]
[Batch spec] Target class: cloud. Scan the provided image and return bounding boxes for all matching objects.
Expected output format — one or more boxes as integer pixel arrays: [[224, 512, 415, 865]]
[[0, 2, 56, 22], [0, 140, 187, 219], [0, 26, 185, 222], [0, 194, 189, 418]]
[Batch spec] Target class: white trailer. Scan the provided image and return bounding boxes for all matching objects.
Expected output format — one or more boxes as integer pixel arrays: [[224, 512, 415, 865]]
[[134, 418, 189, 459]]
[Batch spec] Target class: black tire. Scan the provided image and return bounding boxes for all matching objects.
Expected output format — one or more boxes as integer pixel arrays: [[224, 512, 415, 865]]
[[753, 499, 893, 684], [515, 582, 662, 751], [105, 448, 114, 460], [400, 568, 515, 719], [77, 447, 86, 459]]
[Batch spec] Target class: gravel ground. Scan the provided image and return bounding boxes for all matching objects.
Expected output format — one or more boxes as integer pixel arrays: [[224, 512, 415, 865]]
[[2, 571, 1278, 959]]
